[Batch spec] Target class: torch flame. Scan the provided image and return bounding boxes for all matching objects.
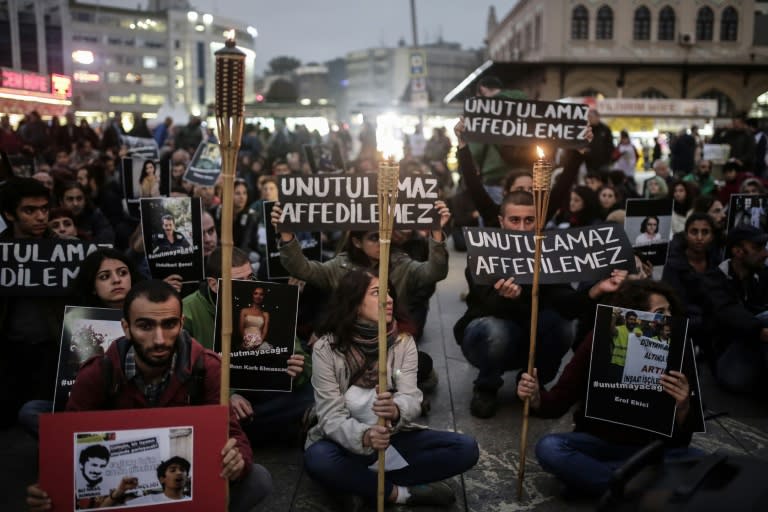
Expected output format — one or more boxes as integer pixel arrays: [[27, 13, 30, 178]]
[[224, 29, 236, 41], [536, 146, 545, 159]]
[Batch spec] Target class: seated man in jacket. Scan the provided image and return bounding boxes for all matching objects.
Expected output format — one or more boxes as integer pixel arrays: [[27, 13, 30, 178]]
[[713, 225, 768, 393], [26, 280, 272, 512], [454, 191, 627, 418], [183, 247, 312, 444]]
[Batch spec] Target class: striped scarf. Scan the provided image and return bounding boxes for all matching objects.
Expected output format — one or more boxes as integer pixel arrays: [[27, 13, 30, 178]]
[[344, 320, 398, 388]]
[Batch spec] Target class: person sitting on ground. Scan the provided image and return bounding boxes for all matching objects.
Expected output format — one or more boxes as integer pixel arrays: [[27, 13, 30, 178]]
[[26, 280, 272, 512], [549, 186, 601, 229], [517, 279, 703, 497], [683, 159, 716, 196], [182, 247, 313, 444], [453, 191, 629, 418], [669, 180, 697, 235], [643, 175, 669, 200], [710, 226, 768, 393], [303, 270, 479, 508], [271, 200, 451, 388]]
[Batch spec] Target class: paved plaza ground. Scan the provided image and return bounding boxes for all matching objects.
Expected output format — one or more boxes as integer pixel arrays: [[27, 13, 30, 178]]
[[2, 243, 767, 511]]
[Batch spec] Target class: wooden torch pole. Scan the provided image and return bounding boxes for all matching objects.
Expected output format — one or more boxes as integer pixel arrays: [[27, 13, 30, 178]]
[[517, 147, 553, 501], [376, 157, 400, 512], [214, 36, 245, 506]]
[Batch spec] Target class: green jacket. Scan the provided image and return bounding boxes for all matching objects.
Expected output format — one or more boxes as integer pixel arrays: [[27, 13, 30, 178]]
[[278, 236, 449, 310], [181, 284, 311, 388]]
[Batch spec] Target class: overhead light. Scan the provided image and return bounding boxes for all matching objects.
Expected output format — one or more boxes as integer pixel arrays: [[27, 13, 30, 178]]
[[194, 24, 205, 32], [223, 29, 235, 40], [187, 11, 198, 22], [247, 26, 258, 38], [72, 50, 95, 65], [300, 98, 311, 106], [202, 13, 213, 25], [318, 98, 328, 105]]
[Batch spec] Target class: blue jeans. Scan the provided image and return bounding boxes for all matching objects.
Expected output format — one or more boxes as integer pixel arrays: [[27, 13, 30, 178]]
[[229, 463, 272, 512], [715, 311, 768, 393], [460, 310, 569, 390], [241, 383, 315, 443], [304, 429, 478, 500], [535, 432, 704, 496]]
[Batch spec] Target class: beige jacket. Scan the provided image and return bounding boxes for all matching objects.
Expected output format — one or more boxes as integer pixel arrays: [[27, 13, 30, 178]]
[[304, 332, 424, 455]]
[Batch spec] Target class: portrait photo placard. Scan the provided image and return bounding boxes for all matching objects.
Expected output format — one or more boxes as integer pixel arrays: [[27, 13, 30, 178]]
[[277, 173, 440, 232], [263, 201, 322, 280], [140, 197, 204, 283], [183, 142, 222, 187], [39, 405, 228, 511], [0, 240, 112, 296], [625, 198, 673, 279], [122, 158, 172, 217], [727, 194, 768, 234], [54, 306, 124, 412], [213, 279, 299, 392], [303, 143, 346, 174], [121, 135, 160, 161], [462, 97, 589, 148], [585, 305, 688, 437], [463, 224, 636, 285]]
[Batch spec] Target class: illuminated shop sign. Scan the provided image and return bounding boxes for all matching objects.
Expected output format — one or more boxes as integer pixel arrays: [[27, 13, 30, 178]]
[[0, 68, 73, 98]]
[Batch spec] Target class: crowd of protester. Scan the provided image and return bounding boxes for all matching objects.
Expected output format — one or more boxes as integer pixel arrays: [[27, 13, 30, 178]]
[[1, 83, 767, 509]]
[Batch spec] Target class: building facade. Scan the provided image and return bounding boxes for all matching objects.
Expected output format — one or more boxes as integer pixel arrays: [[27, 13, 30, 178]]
[[345, 40, 482, 115], [483, 0, 768, 117], [0, 0, 258, 123]]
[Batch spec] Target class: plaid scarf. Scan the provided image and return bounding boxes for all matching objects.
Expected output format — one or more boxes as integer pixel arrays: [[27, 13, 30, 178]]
[[343, 320, 398, 389]]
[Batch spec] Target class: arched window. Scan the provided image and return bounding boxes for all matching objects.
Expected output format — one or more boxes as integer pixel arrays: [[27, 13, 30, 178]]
[[696, 7, 714, 41], [571, 5, 589, 40], [596, 6, 613, 40], [721, 6, 738, 41], [639, 88, 668, 99], [697, 89, 735, 117], [633, 6, 651, 41], [658, 6, 676, 41]]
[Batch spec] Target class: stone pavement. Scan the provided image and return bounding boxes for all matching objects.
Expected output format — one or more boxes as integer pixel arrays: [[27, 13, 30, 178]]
[[2, 243, 767, 511]]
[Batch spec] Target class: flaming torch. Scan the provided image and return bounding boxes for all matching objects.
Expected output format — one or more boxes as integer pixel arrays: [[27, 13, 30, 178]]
[[214, 36, 245, 408], [376, 156, 400, 512], [517, 146, 553, 500]]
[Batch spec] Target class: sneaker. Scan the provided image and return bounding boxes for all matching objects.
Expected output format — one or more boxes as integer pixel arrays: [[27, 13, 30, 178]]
[[470, 388, 498, 418], [406, 481, 456, 506], [418, 368, 439, 393]]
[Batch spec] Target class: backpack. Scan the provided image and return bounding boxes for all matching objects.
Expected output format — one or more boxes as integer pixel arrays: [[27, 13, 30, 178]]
[[101, 350, 207, 408]]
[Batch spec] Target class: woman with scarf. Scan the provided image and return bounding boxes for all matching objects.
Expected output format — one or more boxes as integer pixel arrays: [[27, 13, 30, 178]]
[[303, 270, 478, 507]]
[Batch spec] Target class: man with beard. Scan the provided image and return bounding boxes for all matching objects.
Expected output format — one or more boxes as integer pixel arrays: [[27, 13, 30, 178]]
[[154, 214, 190, 252], [26, 280, 271, 512]]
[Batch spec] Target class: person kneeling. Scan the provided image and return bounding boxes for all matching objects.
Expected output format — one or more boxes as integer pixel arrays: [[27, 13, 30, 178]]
[[303, 270, 478, 506]]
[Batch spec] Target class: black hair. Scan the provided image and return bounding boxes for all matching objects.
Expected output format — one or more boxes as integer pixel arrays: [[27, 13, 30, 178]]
[[570, 185, 601, 226], [477, 75, 503, 91], [625, 311, 638, 319], [315, 269, 408, 353], [606, 279, 683, 317], [161, 214, 174, 223], [684, 211, 716, 233], [343, 231, 377, 267], [139, 159, 158, 184], [640, 215, 660, 234], [205, 246, 250, 279], [502, 170, 533, 193], [122, 279, 181, 321], [670, 179, 697, 213], [79, 444, 110, 464], [0, 177, 50, 218], [692, 195, 719, 214], [71, 248, 143, 307], [498, 190, 534, 216], [157, 456, 190, 483]]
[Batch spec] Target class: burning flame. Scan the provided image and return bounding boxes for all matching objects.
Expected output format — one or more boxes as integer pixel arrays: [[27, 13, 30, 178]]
[[536, 146, 545, 159], [224, 29, 236, 41]]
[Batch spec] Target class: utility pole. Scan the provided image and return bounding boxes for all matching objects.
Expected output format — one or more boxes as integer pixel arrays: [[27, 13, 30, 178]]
[[410, 0, 419, 48]]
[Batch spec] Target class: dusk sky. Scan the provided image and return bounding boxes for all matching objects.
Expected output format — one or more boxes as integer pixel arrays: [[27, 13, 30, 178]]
[[95, 0, 502, 73]]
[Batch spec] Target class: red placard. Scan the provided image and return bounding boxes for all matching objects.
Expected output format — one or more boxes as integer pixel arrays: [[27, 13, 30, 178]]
[[39, 405, 228, 511]]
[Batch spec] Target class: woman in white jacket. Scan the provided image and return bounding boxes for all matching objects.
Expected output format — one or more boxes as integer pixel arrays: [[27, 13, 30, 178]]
[[303, 270, 478, 507]]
